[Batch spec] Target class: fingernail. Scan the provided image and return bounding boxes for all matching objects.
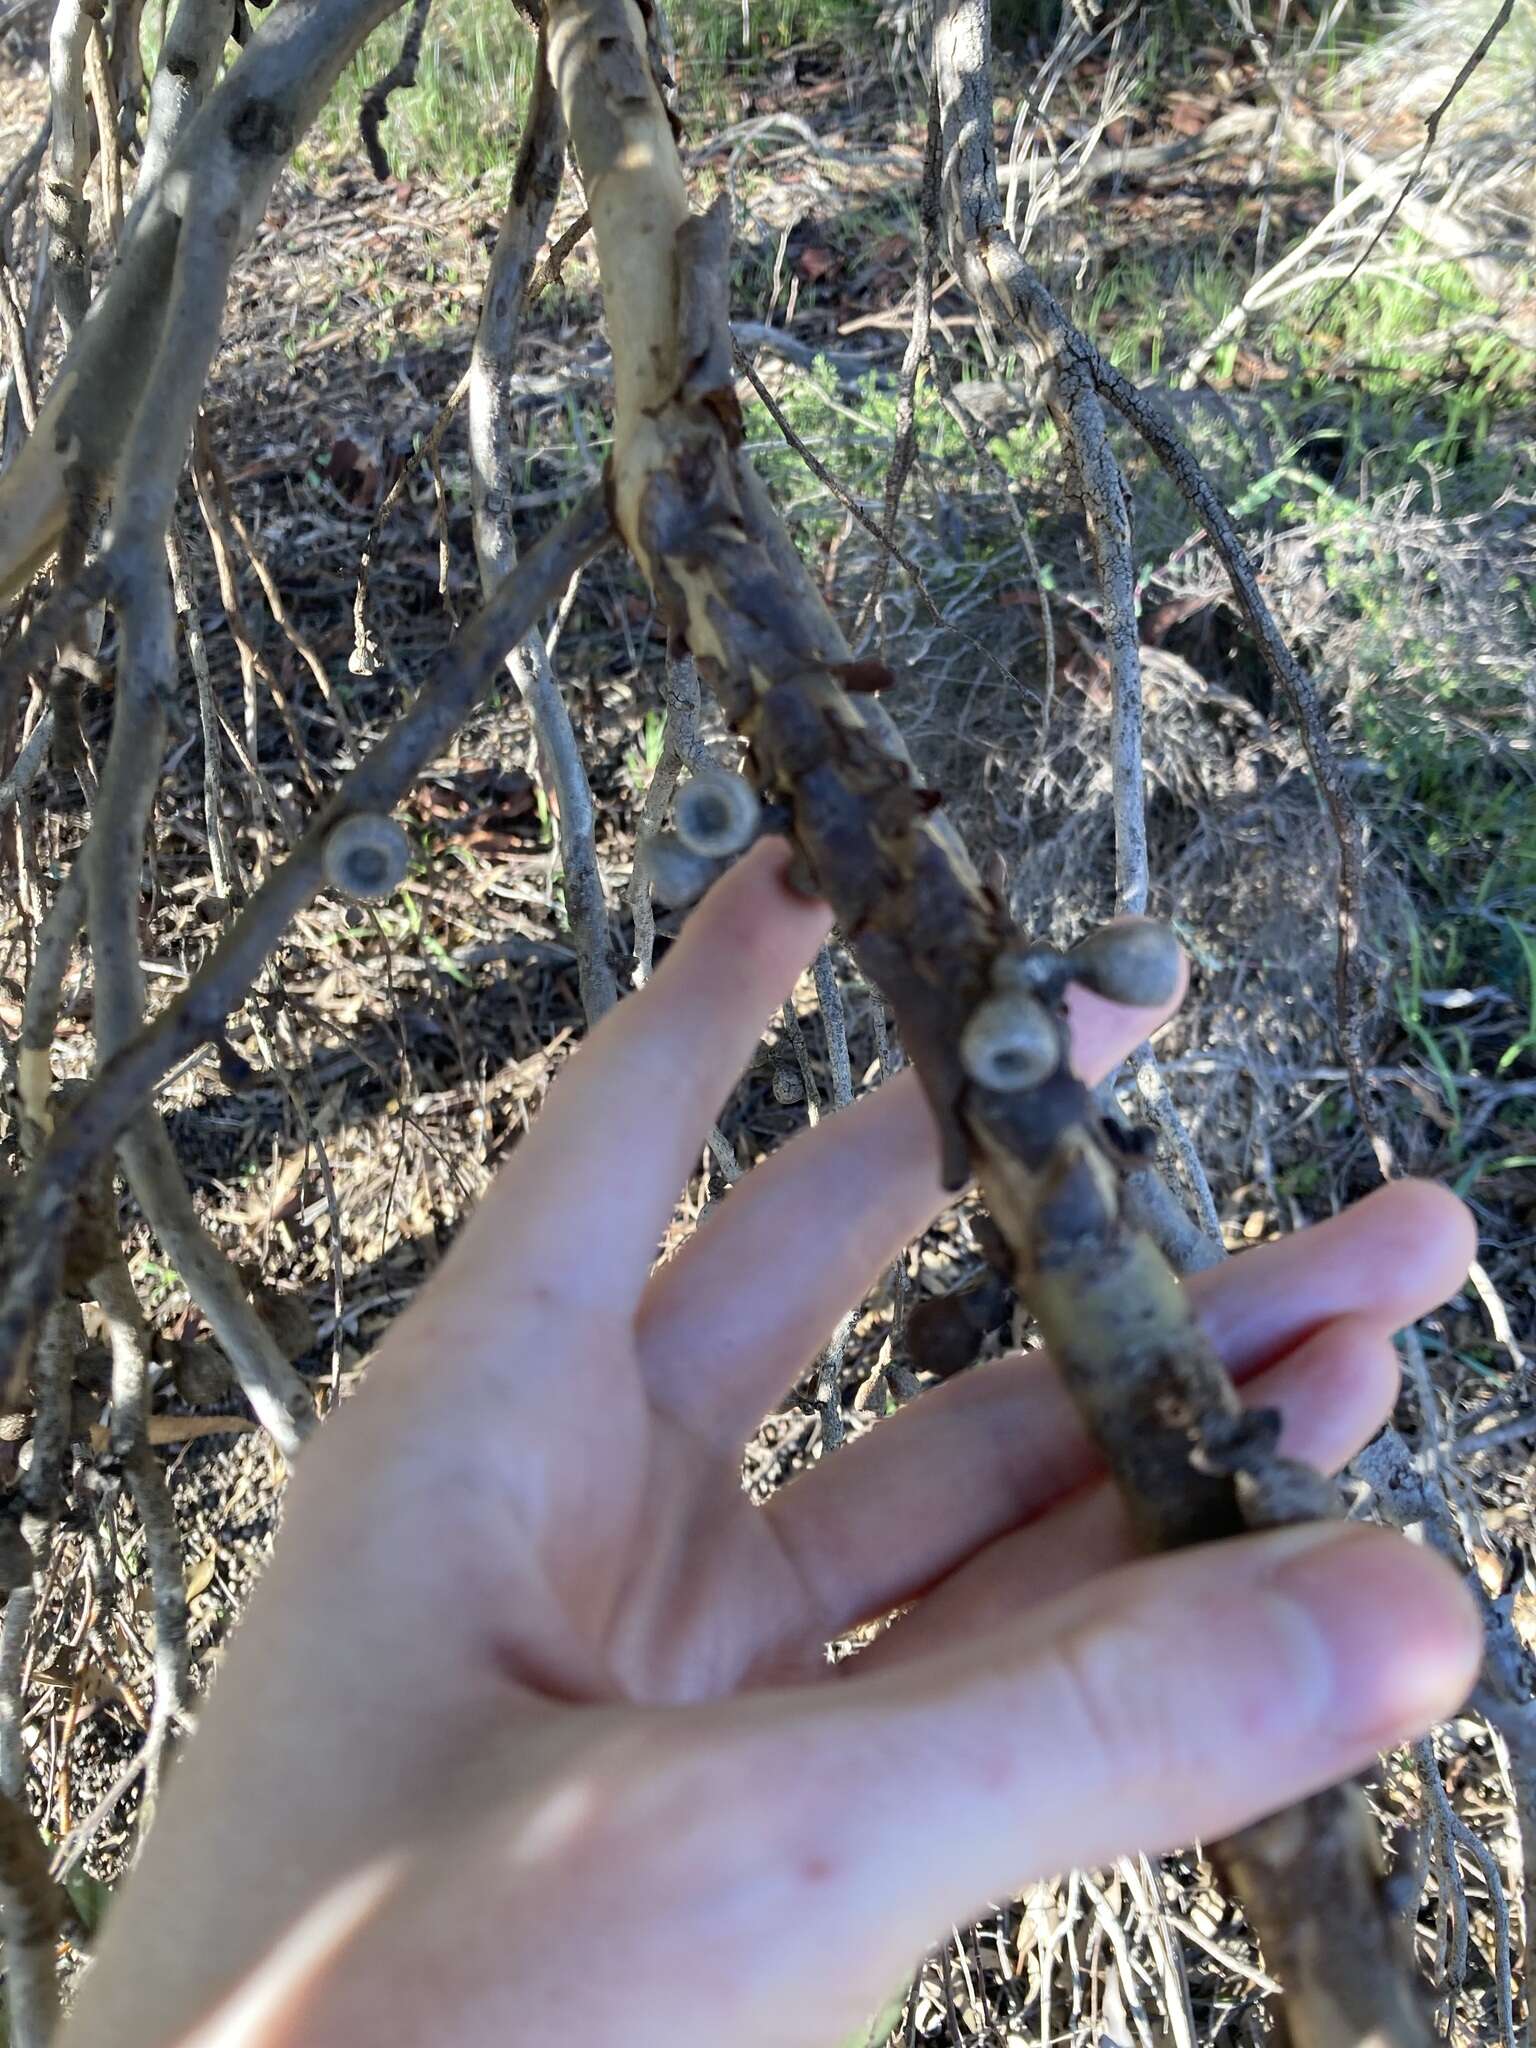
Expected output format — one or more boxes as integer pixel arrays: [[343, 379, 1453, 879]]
[[1269, 1525, 1480, 1750]]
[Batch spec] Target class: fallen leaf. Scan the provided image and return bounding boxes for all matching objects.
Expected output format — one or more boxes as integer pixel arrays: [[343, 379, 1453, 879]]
[[1166, 96, 1214, 137], [186, 1552, 217, 1602]]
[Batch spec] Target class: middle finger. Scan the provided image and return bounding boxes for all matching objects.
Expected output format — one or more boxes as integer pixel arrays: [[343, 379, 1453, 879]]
[[757, 1178, 1470, 1652], [636, 974, 1181, 1444]]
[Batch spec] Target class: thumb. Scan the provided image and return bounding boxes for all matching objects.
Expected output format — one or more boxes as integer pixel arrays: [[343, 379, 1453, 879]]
[[728, 1521, 1477, 2010]]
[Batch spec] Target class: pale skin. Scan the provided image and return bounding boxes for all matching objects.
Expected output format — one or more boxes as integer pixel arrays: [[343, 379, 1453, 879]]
[[62, 839, 1480, 2048]]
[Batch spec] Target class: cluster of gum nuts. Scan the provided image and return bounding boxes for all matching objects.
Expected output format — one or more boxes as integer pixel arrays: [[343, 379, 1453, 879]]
[[648, 766, 1182, 1102], [961, 919, 1181, 1093], [318, 776, 1181, 1104]]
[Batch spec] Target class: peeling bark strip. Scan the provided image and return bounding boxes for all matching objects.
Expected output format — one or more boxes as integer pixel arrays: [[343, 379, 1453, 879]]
[[545, 3, 1426, 2041]]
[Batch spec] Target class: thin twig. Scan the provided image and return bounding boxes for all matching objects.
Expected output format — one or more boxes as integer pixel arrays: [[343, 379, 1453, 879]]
[[165, 521, 236, 900], [855, 84, 939, 644], [93, 1252, 191, 1825], [194, 423, 354, 739], [629, 652, 707, 987], [1132, 1045, 1222, 1244], [736, 344, 1021, 696], [189, 459, 322, 799], [84, 149, 318, 1461], [0, 702, 53, 819], [468, 33, 615, 1023], [359, 0, 432, 182], [1304, 0, 1517, 336], [1091, 356, 1390, 1172]]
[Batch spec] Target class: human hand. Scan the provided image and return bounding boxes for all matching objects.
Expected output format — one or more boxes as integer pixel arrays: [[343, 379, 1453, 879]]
[[63, 840, 1479, 2048]]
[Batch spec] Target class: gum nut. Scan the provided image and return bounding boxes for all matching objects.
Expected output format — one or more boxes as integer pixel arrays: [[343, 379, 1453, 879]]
[[674, 769, 761, 859], [645, 832, 718, 908], [1069, 918, 1182, 1008], [322, 813, 410, 902], [959, 989, 1058, 1092]]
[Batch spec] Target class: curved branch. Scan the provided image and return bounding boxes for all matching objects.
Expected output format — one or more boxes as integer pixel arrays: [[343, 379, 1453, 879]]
[[359, 0, 432, 182], [76, 159, 317, 1457], [546, 3, 1424, 2042]]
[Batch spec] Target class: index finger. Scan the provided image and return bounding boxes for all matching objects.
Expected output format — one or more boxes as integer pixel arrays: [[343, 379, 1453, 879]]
[[442, 837, 831, 1314]]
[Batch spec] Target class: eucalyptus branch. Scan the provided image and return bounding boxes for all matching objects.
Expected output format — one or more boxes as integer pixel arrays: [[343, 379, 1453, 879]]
[[107, 0, 149, 140], [58, 139, 319, 1455], [927, 0, 1388, 1177], [1088, 356, 1388, 1173], [1304, 0, 1517, 337], [165, 520, 236, 899], [1358, 1412, 1536, 1990], [359, 0, 433, 183], [84, 16, 121, 247], [546, 2, 1424, 2040], [927, 38, 1147, 913], [93, 1251, 191, 1822], [46, 0, 97, 339], [855, 83, 939, 645], [0, 0, 412, 602], [928, 6, 1423, 2035], [0, 1780, 68, 2048], [0, 257, 38, 437], [0, 1298, 77, 2045], [0, 119, 50, 256], [0, 702, 53, 819], [629, 652, 707, 986], [195, 425, 354, 741], [17, 856, 84, 1145], [137, 0, 235, 200], [189, 463, 320, 794]]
